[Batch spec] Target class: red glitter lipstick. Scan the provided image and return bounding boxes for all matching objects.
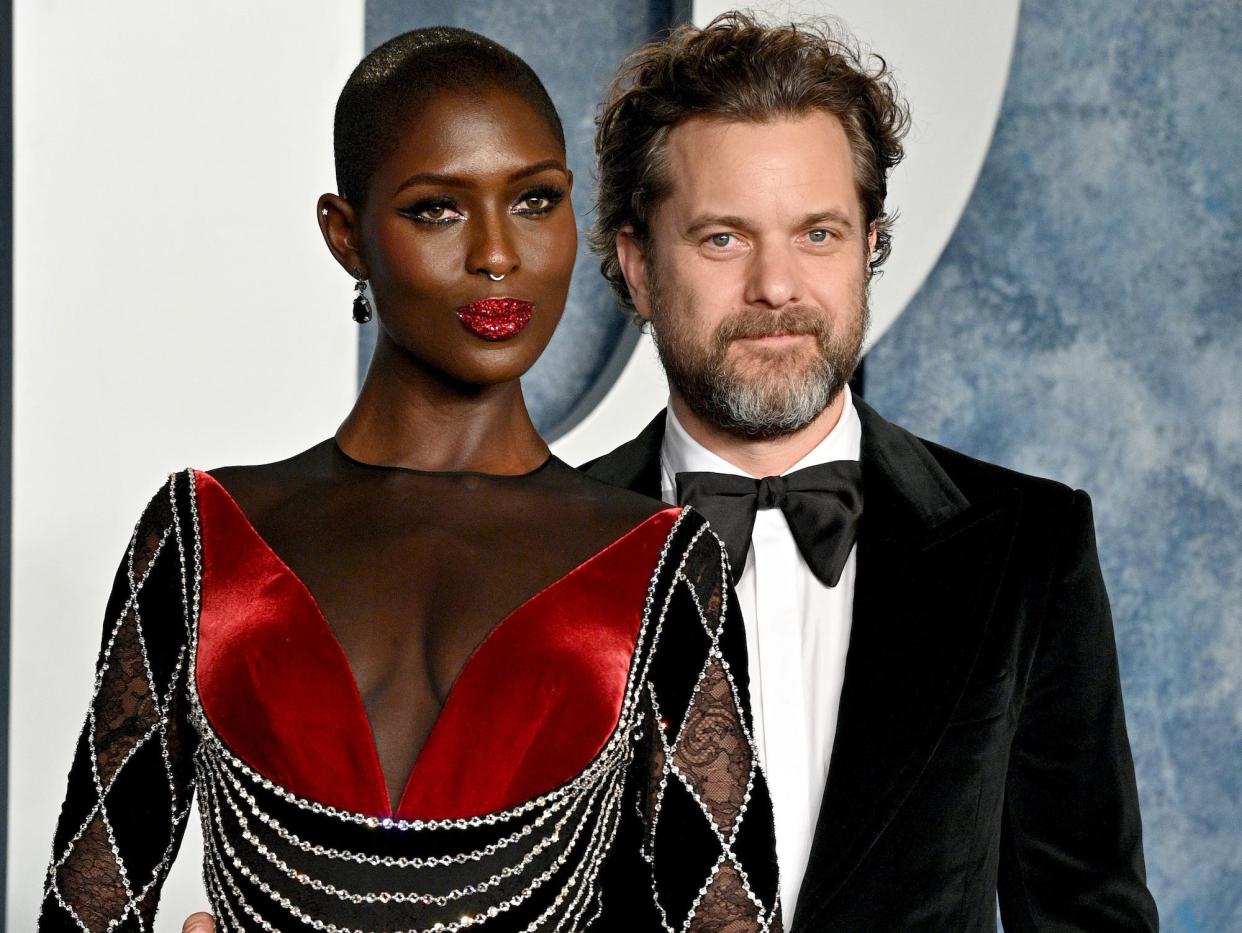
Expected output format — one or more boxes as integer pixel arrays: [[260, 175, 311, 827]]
[[455, 297, 535, 341]]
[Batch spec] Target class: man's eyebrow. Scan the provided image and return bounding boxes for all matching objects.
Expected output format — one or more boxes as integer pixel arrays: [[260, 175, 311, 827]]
[[683, 209, 857, 237], [394, 160, 568, 196], [797, 209, 857, 231], [684, 214, 756, 237]]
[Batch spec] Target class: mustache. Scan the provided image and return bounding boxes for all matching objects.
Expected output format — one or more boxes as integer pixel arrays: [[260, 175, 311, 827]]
[[713, 307, 831, 346]]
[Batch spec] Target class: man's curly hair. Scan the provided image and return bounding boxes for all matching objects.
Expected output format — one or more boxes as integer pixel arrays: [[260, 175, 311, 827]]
[[590, 11, 911, 310]]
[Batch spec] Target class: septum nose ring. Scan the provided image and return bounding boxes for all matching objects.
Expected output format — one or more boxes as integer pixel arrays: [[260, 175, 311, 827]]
[[486, 272, 506, 281]]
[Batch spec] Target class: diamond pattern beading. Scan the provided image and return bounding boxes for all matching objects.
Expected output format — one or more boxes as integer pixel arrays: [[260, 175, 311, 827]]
[[673, 655, 754, 838], [39, 481, 779, 932], [642, 524, 780, 933], [41, 477, 198, 933]]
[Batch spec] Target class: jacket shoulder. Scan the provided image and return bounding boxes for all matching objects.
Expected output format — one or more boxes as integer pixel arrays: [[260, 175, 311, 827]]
[[918, 435, 1084, 516]]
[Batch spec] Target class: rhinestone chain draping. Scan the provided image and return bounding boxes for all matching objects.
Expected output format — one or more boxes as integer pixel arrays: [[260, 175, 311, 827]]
[[41, 472, 779, 932]]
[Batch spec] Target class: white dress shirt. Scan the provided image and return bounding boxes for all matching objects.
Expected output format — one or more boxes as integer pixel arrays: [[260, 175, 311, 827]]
[[659, 387, 861, 929]]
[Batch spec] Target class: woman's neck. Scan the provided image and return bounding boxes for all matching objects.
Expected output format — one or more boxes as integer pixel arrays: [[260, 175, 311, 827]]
[[335, 338, 549, 475]]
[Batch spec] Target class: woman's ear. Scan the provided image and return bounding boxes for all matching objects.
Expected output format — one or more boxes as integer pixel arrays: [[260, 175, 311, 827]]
[[317, 194, 367, 277]]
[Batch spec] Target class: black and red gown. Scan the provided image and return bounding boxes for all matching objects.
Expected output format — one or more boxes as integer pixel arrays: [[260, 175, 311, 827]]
[[39, 441, 780, 932]]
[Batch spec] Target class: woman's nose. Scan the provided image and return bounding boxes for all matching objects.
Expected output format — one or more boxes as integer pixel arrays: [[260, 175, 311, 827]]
[[467, 213, 520, 280]]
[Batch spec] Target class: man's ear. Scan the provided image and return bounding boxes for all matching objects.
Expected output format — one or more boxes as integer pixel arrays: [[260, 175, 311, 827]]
[[867, 222, 878, 261], [615, 226, 653, 322]]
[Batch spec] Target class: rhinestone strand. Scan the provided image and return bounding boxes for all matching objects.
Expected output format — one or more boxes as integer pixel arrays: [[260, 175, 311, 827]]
[[208, 746, 577, 869], [198, 724, 630, 929], [206, 752, 586, 906], [200, 761, 626, 933]]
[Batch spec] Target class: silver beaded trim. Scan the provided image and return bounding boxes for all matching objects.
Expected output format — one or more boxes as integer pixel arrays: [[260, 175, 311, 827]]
[[181, 479, 699, 930], [42, 476, 199, 932], [43, 477, 779, 931], [638, 523, 780, 933]]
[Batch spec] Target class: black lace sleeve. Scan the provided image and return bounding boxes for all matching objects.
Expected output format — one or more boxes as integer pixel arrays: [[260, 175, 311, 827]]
[[640, 512, 781, 932], [39, 473, 200, 933]]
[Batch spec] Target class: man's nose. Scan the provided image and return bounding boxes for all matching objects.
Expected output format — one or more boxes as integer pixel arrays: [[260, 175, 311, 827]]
[[466, 212, 521, 280], [742, 241, 801, 309]]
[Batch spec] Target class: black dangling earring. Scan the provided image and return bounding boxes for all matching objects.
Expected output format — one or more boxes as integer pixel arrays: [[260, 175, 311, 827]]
[[351, 269, 372, 324]]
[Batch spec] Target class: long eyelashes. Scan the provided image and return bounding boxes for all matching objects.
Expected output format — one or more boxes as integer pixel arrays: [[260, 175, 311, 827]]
[[511, 185, 566, 216], [399, 185, 566, 226], [400, 197, 459, 225]]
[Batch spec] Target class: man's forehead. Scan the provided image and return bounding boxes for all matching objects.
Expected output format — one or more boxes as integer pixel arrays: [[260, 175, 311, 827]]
[[659, 111, 857, 218]]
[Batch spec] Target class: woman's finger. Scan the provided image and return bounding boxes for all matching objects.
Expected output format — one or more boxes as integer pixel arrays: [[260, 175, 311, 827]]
[[181, 911, 216, 933]]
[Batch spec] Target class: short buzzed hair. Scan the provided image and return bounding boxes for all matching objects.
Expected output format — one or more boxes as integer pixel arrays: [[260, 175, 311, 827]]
[[334, 27, 565, 207], [590, 11, 910, 309]]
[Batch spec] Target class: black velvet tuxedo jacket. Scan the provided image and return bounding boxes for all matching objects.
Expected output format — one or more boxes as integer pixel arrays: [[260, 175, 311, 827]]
[[583, 398, 1158, 932]]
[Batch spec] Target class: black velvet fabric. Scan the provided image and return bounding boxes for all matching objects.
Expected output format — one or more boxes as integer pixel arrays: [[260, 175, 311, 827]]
[[584, 397, 1159, 932], [39, 472, 202, 932]]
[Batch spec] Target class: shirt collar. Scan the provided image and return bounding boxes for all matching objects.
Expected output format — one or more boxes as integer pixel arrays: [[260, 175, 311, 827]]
[[659, 385, 862, 498]]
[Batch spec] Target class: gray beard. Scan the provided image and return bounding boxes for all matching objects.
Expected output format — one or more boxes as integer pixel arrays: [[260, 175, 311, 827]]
[[694, 351, 839, 438], [648, 276, 868, 440]]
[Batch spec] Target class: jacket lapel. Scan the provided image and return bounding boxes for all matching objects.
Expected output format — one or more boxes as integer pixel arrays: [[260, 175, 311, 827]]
[[579, 410, 666, 499], [790, 400, 1021, 927]]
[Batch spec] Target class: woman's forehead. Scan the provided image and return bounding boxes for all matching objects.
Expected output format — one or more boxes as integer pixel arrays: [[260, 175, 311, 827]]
[[375, 87, 566, 185]]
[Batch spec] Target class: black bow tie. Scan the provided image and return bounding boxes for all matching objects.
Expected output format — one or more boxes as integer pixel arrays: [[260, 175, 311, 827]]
[[676, 461, 863, 587]]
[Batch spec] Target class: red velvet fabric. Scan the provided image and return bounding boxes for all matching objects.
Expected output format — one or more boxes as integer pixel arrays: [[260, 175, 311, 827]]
[[194, 470, 679, 820], [399, 506, 678, 820]]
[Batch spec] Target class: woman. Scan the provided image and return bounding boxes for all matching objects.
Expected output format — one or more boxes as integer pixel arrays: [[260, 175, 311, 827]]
[[39, 27, 780, 933]]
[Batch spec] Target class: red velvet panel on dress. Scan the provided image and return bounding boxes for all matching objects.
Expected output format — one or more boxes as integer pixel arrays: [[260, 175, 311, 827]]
[[193, 470, 679, 821]]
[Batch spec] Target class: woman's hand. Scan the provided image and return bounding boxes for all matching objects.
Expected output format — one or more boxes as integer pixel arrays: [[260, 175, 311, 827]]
[[181, 912, 215, 932]]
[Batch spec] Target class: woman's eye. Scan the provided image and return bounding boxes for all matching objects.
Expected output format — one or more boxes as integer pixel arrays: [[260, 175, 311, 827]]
[[512, 187, 564, 215], [402, 200, 462, 224]]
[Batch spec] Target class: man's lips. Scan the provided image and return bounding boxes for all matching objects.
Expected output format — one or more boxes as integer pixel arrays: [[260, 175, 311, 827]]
[[454, 297, 535, 341], [732, 330, 815, 344]]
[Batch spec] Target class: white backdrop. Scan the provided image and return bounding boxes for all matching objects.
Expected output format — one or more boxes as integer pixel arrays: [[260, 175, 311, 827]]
[[8, 2, 364, 926], [6, 1, 1016, 926]]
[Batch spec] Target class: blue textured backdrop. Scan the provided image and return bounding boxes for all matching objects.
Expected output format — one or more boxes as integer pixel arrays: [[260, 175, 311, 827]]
[[364, 1, 685, 438], [358, 0, 1241, 925], [866, 1, 1242, 929]]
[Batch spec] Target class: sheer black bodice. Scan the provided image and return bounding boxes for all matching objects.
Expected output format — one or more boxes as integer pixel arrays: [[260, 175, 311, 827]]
[[41, 445, 781, 932], [211, 440, 665, 806]]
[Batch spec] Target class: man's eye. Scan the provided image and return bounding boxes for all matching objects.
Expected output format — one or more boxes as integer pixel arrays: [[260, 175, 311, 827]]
[[710, 233, 734, 248], [808, 229, 830, 243]]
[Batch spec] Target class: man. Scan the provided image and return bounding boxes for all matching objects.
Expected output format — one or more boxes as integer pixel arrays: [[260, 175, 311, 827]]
[[581, 11, 1158, 932], [184, 12, 1157, 933]]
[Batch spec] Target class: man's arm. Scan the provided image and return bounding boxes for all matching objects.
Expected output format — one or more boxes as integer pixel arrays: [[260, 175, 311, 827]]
[[998, 490, 1159, 931]]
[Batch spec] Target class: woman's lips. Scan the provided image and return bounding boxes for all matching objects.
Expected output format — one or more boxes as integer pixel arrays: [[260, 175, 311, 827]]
[[454, 297, 535, 341]]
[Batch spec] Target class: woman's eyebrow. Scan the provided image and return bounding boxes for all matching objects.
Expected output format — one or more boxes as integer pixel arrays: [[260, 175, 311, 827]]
[[507, 159, 567, 182], [394, 160, 567, 196]]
